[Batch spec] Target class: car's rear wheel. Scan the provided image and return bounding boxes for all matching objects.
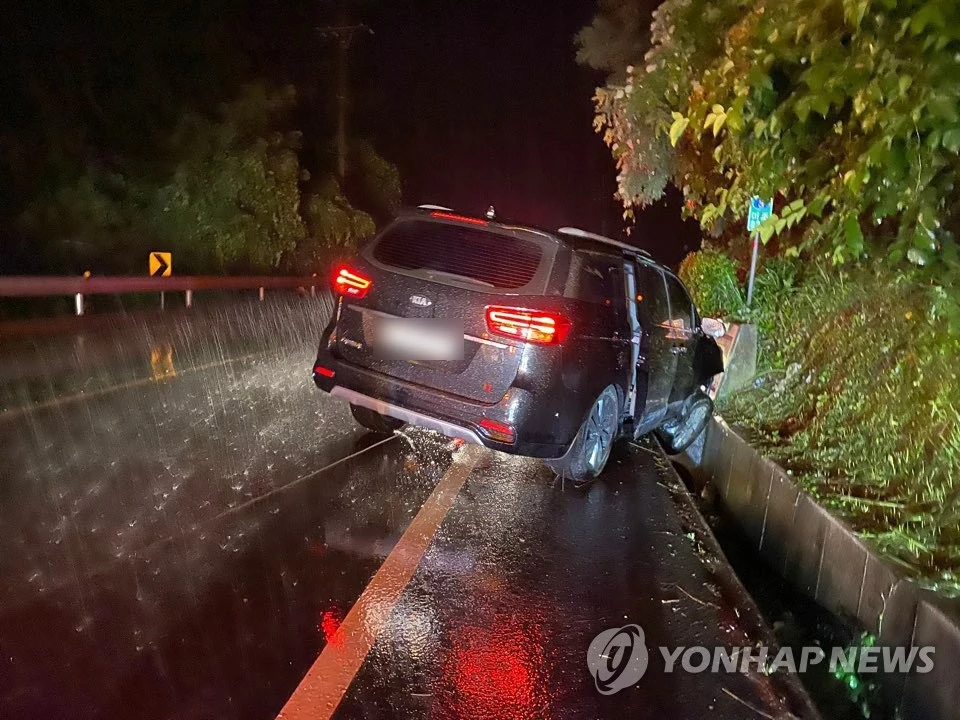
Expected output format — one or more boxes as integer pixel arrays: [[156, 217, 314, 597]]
[[350, 404, 405, 434], [656, 391, 712, 455], [547, 385, 620, 482]]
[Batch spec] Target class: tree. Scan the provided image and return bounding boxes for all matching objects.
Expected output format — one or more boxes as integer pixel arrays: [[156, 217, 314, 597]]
[[575, 0, 657, 78], [143, 84, 309, 273], [14, 83, 394, 274], [1, 0, 399, 276], [348, 138, 402, 220], [16, 84, 308, 273], [584, 0, 960, 270]]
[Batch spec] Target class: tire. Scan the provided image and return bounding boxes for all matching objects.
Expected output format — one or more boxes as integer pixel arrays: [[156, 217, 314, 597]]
[[546, 385, 620, 482], [656, 391, 712, 455], [350, 404, 405, 434]]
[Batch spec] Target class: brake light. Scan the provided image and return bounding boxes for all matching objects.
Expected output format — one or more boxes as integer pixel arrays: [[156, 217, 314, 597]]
[[485, 306, 571, 345], [430, 211, 488, 226], [479, 418, 516, 443], [313, 365, 335, 378], [333, 266, 372, 298]]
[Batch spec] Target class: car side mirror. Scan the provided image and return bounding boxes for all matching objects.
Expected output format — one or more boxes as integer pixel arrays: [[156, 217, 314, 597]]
[[701, 317, 726, 338]]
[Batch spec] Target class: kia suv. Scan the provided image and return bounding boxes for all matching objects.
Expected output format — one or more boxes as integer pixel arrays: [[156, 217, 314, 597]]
[[312, 208, 723, 481]]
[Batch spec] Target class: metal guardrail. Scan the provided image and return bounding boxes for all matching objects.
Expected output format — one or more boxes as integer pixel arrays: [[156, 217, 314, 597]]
[[0, 275, 324, 315]]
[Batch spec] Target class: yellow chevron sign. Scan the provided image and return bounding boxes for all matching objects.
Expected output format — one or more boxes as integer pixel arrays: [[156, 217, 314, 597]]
[[149, 252, 172, 277]]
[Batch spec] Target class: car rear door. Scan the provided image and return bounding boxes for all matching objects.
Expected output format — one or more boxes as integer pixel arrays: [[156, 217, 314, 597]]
[[331, 216, 560, 404], [633, 261, 676, 424]]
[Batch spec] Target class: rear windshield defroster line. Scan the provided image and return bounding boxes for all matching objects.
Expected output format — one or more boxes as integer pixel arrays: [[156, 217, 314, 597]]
[[372, 220, 543, 290]]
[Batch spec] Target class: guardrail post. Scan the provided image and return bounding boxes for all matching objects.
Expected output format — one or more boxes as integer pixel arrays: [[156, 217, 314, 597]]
[[259, 286, 265, 302], [160, 291, 165, 311], [311, 274, 317, 298], [185, 289, 193, 308], [75, 270, 91, 316]]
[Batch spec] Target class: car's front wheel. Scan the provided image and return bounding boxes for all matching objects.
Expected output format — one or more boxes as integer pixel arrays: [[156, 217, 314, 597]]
[[546, 385, 620, 482], [656, 391, 712, 455], [350, 404, 405, 434]]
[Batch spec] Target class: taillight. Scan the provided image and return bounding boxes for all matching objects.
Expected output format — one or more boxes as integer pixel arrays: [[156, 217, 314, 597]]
[[333, 266, 372, 298], [430, 211, 488, 226], [484, 306, 571, 345], [478, 417, 516, 443], [313, 365, 335, 378]]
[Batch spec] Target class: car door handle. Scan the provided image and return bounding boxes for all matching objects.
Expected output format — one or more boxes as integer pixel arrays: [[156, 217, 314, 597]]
[[670, 346, 687, 355], [609, 333, 637, 346]]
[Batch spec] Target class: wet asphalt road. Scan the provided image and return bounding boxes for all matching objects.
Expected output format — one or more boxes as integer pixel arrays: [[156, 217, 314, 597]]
[[0, 300, 809, 719]]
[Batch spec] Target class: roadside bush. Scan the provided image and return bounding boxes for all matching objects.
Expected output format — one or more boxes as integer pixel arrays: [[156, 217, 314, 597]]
[[721, 264, 960, 590], [748, 256, 799, 351], [678, 248, 747, 320]]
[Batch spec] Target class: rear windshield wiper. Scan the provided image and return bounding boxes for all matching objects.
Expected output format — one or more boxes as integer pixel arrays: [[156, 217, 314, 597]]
[[423, 269, 496, 288]]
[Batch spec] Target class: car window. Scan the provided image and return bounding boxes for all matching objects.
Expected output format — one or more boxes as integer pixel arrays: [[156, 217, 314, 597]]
[[633, 262, 670, 328], [371, 219, 544, 290], [664, 273, 695, 340], [570, 253, 622, 305]]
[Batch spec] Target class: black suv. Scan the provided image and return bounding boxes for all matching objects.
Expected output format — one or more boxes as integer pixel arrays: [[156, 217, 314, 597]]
[[312, 208, 723, 480]]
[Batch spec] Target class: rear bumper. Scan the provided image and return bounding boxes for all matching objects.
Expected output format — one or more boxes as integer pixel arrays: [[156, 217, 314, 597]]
[[312, 348, 568, 458], [330, 385, 485, 446]]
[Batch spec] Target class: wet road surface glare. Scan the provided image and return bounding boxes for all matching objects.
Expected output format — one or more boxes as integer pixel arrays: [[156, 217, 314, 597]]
[[0, 300, 810, 719]]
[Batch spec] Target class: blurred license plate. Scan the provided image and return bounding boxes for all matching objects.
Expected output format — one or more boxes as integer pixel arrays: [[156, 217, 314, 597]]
[[373, 318, 463, 360]]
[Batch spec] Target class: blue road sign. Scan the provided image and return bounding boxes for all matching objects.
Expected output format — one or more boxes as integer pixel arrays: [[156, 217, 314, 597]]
[[747, 196, 773, 232]]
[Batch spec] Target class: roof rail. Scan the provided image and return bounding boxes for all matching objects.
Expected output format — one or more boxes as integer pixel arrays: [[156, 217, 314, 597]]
[[557, 227, 651, 257]]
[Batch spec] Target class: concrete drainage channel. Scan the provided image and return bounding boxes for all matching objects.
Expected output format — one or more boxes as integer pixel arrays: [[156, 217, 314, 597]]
[[681, 482, 880, 720], [675, 416, 960, 720]]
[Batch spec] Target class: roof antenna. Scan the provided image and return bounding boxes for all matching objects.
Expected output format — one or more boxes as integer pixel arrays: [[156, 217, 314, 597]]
[[485, 205, 496, 220]]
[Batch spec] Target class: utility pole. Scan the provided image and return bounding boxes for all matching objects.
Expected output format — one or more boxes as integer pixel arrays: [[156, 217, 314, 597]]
[[316, 19, 372, 181]]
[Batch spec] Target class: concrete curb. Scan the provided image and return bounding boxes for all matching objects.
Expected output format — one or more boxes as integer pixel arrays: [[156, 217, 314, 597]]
[[679, 416, 960, 720], [657, 438, 822, 719]]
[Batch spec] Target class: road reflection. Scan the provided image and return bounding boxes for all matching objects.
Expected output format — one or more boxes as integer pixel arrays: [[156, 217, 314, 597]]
[[444, 613, 548, 720], [150, 344, 177, 379]]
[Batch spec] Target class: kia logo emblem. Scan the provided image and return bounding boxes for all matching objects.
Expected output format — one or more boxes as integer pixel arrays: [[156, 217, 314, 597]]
[[409, 295, 433, 307]]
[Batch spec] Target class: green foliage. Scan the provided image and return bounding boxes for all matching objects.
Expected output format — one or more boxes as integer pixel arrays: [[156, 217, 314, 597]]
[[14, 84, 387, 274], [679, 247, 799, 350], [585, 0, 749, 217], [584, 0, 960, 595], [18, 173, 133, 270], [831, 633, 882, 719], [350, 139, 403, 218], [302, 175, 376, 256], [575, 0, 651, 76], [143, 85, 308, 272], [586, 0, 960, 268], [678, 248, 748, 319], [748, 256, 798, 339], [721, 262, 960, 588]]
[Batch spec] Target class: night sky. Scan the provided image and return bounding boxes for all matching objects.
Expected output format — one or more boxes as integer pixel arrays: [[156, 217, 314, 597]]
[[360, 0, 701, 267]]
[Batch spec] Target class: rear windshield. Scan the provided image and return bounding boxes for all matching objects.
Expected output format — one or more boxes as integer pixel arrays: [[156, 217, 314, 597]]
[[371, 220, 544, 290]]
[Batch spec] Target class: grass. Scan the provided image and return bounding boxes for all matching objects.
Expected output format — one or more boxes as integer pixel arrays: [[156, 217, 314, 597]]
[[716, 263, 960, 594]]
